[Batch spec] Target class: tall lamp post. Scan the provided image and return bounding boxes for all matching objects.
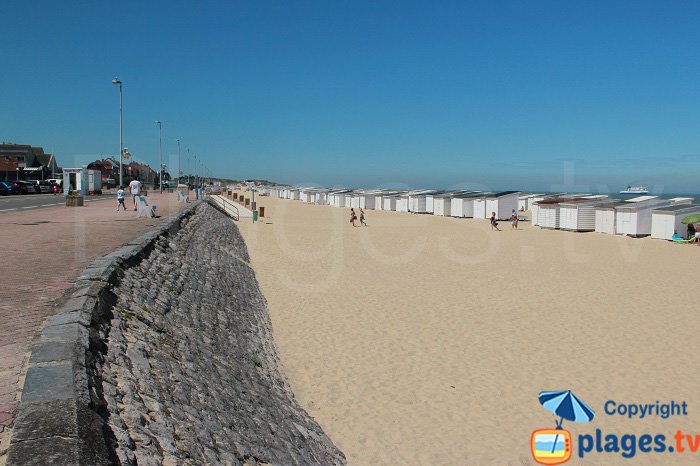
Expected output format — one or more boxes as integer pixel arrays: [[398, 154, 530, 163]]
[[187, 148, 190, 186], [155, 120, 162, 193], [177, 138, 181, 186], [111, 78, 123, 186]]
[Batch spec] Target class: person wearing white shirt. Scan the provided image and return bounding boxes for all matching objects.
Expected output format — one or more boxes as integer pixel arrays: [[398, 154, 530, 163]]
[[116, 186, 126, 211], [129, 178, 142, 211]]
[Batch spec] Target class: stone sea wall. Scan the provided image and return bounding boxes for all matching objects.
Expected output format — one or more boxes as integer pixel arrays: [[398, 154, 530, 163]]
[[7, 201, 345, 465]]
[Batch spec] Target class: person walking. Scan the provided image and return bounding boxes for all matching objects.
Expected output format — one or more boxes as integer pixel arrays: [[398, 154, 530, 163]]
[[350, 208, 357, 227], [360, 208, 368, 226], [52, 183, 58, 196], [511, 209, 519, 229], [116, 186, 127, 211], [129, 177, 142, 211], [490, 212, 501, 231]]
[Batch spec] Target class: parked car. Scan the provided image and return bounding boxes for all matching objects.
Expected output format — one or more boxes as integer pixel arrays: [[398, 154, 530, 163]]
[[0, 183, 8, 195], [37, 180, 52, 193], [0, 181, 22, 195], [14, 181, 36, 194]]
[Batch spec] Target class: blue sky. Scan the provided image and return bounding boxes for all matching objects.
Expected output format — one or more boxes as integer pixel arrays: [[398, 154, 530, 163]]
[[2, 1, 699, 193]]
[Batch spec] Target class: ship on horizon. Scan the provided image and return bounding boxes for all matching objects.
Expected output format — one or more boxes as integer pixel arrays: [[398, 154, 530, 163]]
[[619, 185, 649, 194]]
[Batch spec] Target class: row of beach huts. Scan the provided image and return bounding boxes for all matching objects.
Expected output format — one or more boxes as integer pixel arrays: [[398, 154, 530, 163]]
[[252, 186, 699, 240]]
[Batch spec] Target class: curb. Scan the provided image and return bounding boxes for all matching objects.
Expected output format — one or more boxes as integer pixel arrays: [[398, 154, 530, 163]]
[[6, 202, 201, 465]]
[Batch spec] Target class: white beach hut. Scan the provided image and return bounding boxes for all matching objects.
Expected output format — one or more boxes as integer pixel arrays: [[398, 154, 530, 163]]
[[396, 193, 411, 212], [424, 192, 441, 214], [433, 194, 453, 216], [614, 196, 670, 236], [471, 193, 491, 219], [314, 189, 331, 205], [409, 190, 440, 214], [594, 202, 626, 234], [535, 199, 565, 229], [448, 192, 482, 217], [518, 193, 544, 211], [651, 205, 700, 240], [300, 188, 316, 203], [559, 197, 614, 232], [358, 190, 383, 210], [382, 194, 399, 211], [485, 191, 520, 220]]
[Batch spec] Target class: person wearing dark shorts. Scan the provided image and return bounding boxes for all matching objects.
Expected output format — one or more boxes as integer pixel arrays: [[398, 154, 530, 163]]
[[490, 212, 501, 231]]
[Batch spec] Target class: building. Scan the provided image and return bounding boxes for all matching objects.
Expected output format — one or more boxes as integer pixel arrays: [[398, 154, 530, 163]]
[[0, 144, 60, 181]]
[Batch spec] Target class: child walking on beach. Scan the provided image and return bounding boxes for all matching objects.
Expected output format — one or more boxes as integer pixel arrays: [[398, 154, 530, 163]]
[[350, 208, 357, 227], [490, 212, 501, 231], [117, 186, 127, 211], [511, 209, 518, 229], [360, 208, 367, 226]]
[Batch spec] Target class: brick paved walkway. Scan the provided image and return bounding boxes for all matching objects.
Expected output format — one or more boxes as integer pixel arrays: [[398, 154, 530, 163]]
[[0, 192, 190, 462]]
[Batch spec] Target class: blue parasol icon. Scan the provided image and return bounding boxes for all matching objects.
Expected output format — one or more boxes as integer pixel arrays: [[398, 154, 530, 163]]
[[538, 390, 595, 454]]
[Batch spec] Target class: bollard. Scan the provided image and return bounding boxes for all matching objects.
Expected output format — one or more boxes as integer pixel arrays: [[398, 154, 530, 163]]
[[259, 206, 265, 217]]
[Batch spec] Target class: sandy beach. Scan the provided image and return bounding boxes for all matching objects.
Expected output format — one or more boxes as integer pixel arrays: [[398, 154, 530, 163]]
[[235, 192, 700, 465]]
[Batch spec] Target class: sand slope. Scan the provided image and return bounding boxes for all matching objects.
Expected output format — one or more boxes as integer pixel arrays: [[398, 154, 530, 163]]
[[236, 194, 700, 465]]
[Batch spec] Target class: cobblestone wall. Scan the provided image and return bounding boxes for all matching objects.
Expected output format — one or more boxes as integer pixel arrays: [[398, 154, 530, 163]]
[[101, 203, 345, 465]]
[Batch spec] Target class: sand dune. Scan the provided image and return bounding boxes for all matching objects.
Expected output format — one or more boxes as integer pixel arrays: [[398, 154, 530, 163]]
[[235, 193, 700, 465]]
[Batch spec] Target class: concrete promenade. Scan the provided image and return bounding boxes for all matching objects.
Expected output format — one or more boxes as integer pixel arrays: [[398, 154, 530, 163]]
[[0, 191, 189, 462]]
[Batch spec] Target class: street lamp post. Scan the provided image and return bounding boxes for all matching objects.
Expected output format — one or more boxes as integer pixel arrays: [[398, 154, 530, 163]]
[[177, 138, 181, 186], [111, 78, 123, 186], [187, 148, 190, 186], [155, 121, 162, 193]]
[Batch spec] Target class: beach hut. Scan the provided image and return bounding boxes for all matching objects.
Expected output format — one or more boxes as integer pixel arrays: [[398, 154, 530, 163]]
[[518, 193, 544, 211], [331, 191, 350, 208], [382, 195, 398, 211], [485, 191, 520, 220], [433, 194, 454, 216], [313, 189, 331, 205], [614, 196, 668, 237], [300, 188, 317, 203], [396, 193, 411, 212], [667, 197, 694, 206], [471, 193, 491, 219], [286, 188, 301, 200], [448, 192, 481, 217], [536, 199, 565, 229], [651, 205, 700, 240], [358, 190, 383, 210], [558, 198, 614, 232], [408, 190, 441, 213], [594, 202, 626, 234]]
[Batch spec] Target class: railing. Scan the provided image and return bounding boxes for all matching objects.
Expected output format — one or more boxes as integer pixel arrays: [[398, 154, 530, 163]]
[[217, 195, 239, 221]]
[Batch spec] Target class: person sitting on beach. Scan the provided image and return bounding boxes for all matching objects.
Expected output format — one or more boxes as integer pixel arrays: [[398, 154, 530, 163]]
[[511, 209, 518, 229], [350, 208, 357, 227], [360, 208, 367, 227], [490, 212, 501, 231], [693, 225, 700, 245]]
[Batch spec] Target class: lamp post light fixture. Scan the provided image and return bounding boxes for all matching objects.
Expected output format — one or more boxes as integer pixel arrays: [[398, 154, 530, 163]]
[[155, 120, 162, 193], [111, 77, 123, 186]]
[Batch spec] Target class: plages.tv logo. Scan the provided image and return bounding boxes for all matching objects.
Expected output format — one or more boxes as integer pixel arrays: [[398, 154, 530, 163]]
[[531, 390, 595, 465]]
